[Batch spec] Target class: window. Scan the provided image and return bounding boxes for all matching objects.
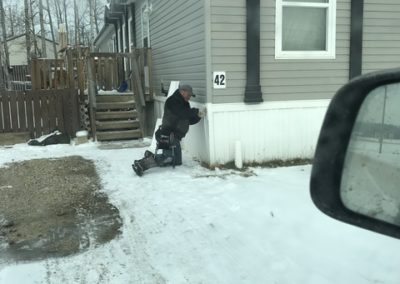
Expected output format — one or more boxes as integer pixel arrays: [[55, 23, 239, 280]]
[[275, 0, 336, 59]]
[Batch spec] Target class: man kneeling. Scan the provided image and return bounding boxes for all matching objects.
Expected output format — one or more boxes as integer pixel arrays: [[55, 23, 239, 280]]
[[132, 84, 205, 176]]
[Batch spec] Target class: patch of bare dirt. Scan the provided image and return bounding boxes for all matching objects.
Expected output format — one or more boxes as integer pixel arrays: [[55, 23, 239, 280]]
[[0, 156, 122, 262]]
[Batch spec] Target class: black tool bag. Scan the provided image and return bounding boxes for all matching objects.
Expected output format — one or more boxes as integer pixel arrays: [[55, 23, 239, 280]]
[[155, 126, 175, 150]]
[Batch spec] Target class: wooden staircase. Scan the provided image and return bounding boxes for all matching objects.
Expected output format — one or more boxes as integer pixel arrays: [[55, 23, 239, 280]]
[[94, 94, 143, 141]]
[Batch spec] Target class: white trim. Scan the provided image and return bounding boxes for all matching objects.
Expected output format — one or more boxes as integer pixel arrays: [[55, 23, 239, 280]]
[[122, 22, 127, 52], [128, 18, 133, 51], [202, 100, 330, 165], [275, 0, 336, 60], [154, 97, 330, 114], [208, 99, 330, 112], [154, 99, 331, 164]]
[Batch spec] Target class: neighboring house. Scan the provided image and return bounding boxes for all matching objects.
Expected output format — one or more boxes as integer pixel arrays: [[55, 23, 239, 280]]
[[94, 24, 117, 52], [95, 0, 400, 166], [6, 34, 59, 66]]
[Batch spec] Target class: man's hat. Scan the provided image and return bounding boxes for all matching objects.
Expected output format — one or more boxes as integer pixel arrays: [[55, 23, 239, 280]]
[[179, 84, 196, 97]]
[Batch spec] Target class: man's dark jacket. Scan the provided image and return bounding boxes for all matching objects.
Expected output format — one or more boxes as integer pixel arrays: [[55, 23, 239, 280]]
[[161, 89, 201, 139]]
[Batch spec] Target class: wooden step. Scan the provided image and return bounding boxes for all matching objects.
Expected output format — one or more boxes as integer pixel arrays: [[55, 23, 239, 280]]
[[96, 120, 140, 130], [96, 100, 135, 110], [96, 110, 137, 120], [96, 129, 142, 141], [96, 94, 134, 103]]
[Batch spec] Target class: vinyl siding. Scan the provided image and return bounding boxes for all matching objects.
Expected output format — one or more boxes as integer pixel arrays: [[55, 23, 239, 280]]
[[7, 36, 58, 65], [139, 0, 207, 102], [210, 0, 246, 104], [94, 25, 115, 52], [209, 0, 350, 104], [362, 0, 400, 74], [260, 0, 350, 102]]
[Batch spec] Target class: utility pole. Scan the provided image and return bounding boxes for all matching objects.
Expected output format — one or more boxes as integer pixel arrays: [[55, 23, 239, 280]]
[[74, 0, 79, 46]]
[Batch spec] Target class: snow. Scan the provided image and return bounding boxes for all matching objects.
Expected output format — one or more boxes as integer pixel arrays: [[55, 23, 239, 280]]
[[1, 141, 400, 284]]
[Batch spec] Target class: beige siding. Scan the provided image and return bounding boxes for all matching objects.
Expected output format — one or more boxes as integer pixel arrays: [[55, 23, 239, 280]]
[[362, 0, 400, 74], [7, 36, 58, 65], [260, 0, 350, 102], [139, 0, 206, 102]]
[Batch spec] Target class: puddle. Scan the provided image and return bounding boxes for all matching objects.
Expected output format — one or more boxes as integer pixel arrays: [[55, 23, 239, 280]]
[[0, 156, 122, 262]]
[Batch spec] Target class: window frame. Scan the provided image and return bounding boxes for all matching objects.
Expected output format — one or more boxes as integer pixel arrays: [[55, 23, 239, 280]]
[[275, 0, 336, 59]]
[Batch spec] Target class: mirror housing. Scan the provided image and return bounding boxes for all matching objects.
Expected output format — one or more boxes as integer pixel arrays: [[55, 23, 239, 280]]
[[310, 68, 400, 239]]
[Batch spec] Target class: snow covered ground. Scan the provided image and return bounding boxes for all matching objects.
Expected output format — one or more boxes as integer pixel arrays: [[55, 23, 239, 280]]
[[1, 141, 400, 284]]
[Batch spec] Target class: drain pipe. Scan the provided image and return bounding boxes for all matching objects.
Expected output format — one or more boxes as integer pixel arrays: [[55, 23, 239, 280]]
[[349, 0, 364, 79], [235, 140, 243, 169], [244, 0, 263, 103]]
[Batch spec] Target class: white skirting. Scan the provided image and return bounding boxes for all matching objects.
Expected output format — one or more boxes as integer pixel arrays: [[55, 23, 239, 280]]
[[154, 97, 330, 166]]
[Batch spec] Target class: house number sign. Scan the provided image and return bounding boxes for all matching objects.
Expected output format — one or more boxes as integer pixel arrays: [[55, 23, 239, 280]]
[[213, 71, 226, 89]]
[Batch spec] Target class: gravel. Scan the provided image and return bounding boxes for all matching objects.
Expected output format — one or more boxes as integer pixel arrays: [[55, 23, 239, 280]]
[[0, 156, 122, 262]]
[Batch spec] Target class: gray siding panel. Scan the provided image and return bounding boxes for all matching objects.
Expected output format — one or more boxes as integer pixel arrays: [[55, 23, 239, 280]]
[[362, 0, 400, 74], [144, 0, 206, 101], [260, 0, 350, 102], [210, 0, 351, 104], [210, 0, 246, 104]]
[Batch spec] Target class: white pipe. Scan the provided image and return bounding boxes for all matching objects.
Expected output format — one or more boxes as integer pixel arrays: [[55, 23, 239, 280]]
[[235, 140, 243, 169]]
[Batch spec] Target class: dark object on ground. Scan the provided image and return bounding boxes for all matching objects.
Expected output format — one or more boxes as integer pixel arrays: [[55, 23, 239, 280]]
[[28, 130, 70, 146], [132, 129, 181, 177], [117, 80, 128, 92]]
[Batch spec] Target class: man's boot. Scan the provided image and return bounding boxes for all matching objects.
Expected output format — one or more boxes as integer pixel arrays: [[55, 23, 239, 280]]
[[144, 150, 154, 158], [132, 160, 144, 176], [132, 155, 158, 176]]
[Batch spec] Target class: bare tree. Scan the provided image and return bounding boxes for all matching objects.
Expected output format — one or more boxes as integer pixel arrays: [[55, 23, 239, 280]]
[[0, 0, 10, 67], [0, 0, 9, 89], [53, 0, 62, 27], [0, 45, 4, 90], [74, 0, 79, 46], [62, 0, 69, 44], [30, 0, 39, 56], [89, 0, 95, 49], [3, 0, 106, 56], [94, 0, 100, 34], [46, 0, 57, 59], [39, 0, 46, 57], [8, 7, 13, 36], [24, 0, 31, 67]]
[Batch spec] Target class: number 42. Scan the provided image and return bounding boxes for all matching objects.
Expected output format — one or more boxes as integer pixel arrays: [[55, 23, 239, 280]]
[[214, 74, 225, 86]]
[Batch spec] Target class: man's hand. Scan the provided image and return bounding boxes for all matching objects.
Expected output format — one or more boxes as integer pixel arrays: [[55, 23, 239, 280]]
[[198, 107, 207, 118]]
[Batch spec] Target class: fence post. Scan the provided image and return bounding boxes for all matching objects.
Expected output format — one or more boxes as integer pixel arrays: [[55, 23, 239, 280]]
[[131, 50, 146, 137], [87, 56, 97, 140], [147, 48, 153, 100], [67, 50, 74, 89], [62, 88, 79, 137]]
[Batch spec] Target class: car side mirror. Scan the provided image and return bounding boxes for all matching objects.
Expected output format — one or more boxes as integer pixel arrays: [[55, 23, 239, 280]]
[[310, 68, 400, 239]]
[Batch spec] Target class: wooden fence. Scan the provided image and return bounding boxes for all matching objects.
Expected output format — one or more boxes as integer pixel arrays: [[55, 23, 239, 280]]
[[31, 59, 69, 90], [30, 48, 153, 97], [0, 89, 80, 138], [0, 48, 153, 141], [0, 65, 30, 91]]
